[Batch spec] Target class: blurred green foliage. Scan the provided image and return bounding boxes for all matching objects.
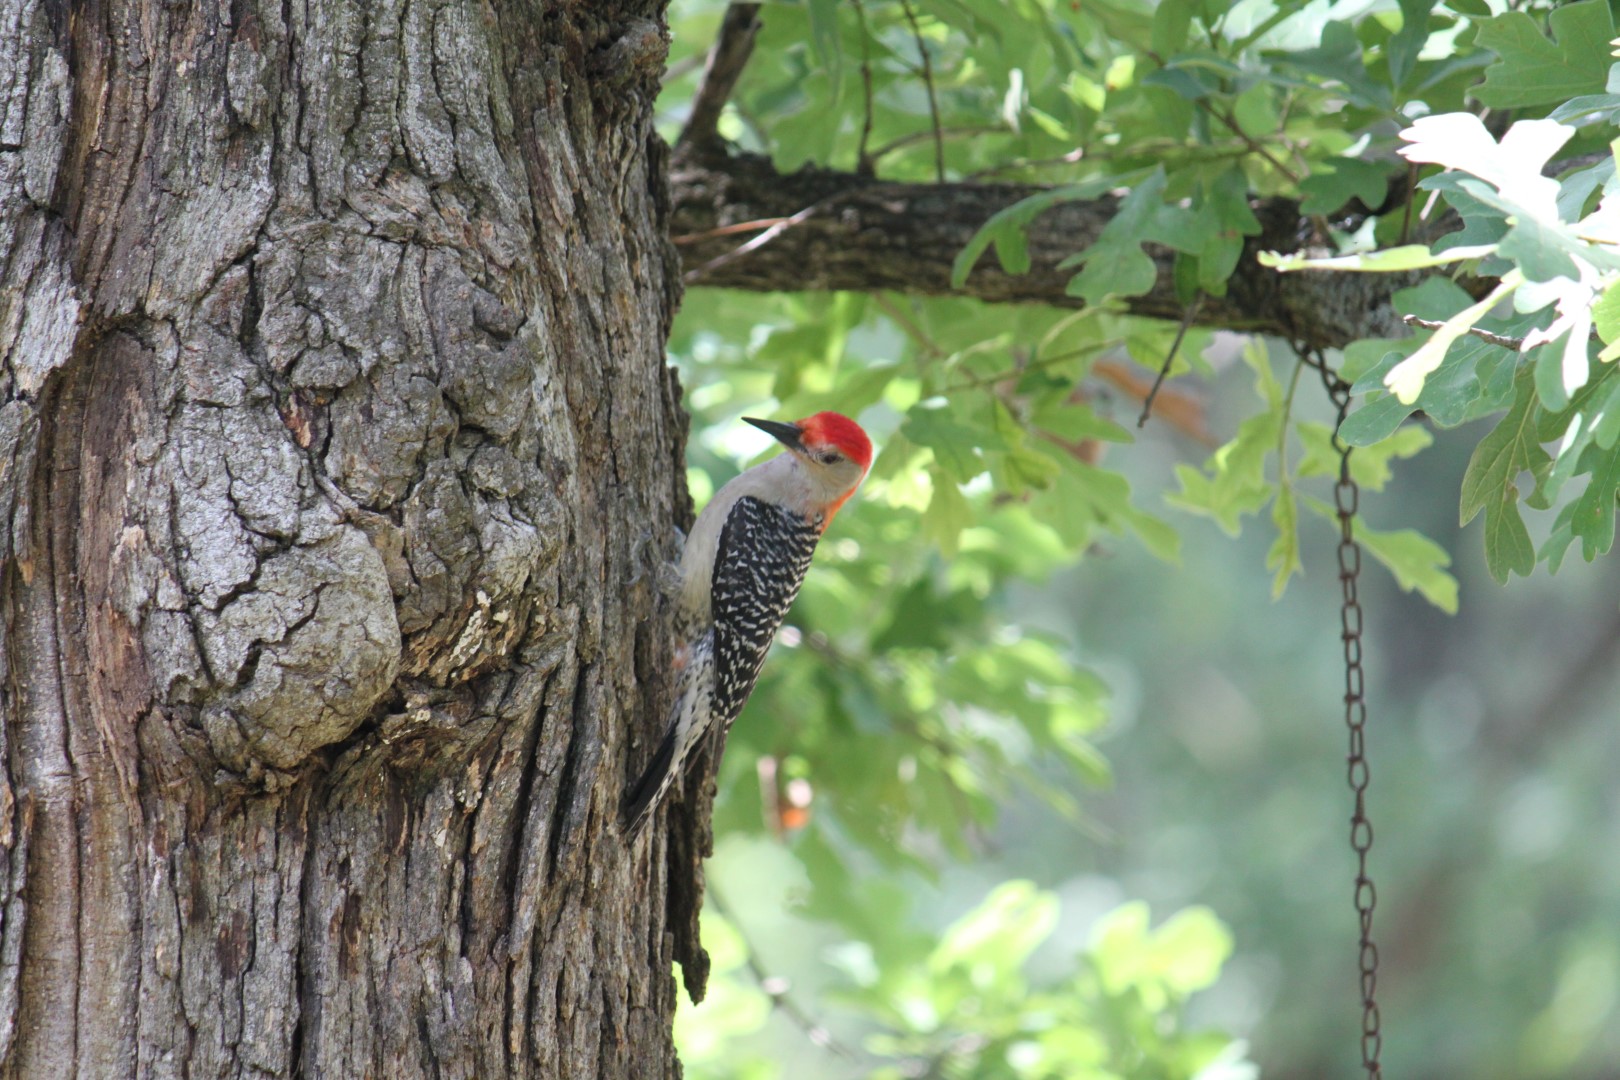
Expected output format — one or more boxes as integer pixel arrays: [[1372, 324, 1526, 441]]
[[657, 0, 1620, 1076]]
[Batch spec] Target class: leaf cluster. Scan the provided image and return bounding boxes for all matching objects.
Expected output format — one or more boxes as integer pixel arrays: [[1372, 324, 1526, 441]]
[[1274, 2, 1620, 580]]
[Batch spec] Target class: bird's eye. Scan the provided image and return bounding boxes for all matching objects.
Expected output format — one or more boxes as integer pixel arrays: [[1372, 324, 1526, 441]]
[[819, 450, 841, 465]]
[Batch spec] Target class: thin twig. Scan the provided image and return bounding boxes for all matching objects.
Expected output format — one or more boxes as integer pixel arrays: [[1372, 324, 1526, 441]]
[[706, 886, 860, 1061], [853, 0, 876, 176], [1090, 360, 1215, 446], [1138, 295, 1203, 427], [962, 139, 1273, 180], [679, 3, 763, 148], [875, 294, 946, 357], [869, 126, 1003, 162], [1274, 355, 1306, 516], [670, 217, 792, 246], [1402, 314, 1524, 350], [1137, 43, 1300, 184], [1400, 161, 1416, 245], [938, 344, 1093, 395], [660, 53, 705, 86], [962, 149, 1085, 180], [682, 199, 834, 283], [899, 0, 946, 182], [1197, 100, 1301, 183]]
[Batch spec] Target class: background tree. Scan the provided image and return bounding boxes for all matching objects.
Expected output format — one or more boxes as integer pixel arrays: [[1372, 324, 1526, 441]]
[[658, 2, 1620, 1079], [3, 0, 1618, 1078]]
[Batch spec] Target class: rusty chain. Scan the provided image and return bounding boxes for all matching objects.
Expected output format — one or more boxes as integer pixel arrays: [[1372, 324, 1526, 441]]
[[1301, 346, 1384, 1079]]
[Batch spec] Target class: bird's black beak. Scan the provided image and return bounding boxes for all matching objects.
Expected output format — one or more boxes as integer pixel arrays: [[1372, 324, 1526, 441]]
[[743, 416, 805, 453]]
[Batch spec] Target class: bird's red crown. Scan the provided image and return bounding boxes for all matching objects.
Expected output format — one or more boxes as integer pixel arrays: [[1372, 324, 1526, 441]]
[[797, 411, 873, 470]]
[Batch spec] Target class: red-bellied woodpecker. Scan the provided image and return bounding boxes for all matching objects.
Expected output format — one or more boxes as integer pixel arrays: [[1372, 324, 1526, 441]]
[[624, 411, 874, 833]]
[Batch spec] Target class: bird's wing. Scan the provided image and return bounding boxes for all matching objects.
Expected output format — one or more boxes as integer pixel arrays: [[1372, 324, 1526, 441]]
[[709, 495, 822, 727]]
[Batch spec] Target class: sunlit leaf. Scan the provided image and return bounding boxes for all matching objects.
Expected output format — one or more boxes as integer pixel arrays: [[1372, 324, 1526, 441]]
[[1260, 243, 1498, 273]]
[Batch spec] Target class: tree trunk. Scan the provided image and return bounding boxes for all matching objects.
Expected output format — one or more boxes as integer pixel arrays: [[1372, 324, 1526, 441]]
[[0, 1, 698, 1076]]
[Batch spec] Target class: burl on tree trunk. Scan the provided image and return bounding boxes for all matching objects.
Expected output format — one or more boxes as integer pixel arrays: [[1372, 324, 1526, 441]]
[[0, 1, 709, 1076]]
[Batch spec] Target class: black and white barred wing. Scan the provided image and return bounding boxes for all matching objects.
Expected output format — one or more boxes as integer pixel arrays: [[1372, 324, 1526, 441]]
[[710, 495, 821, 727], [622, 497, 820, 832]]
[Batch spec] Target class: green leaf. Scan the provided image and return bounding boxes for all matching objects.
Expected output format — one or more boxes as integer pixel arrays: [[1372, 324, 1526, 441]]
[[1571, 444, 1620, 560], [1361, 524, 1459, 614], [1298, 157, 1394, 216], [1045, 456, 1180, 559], [1594, 280, 1620, 345], [996, 444, 1061, 492], [871, 577, 981, 653], [1388, 0, 1440, 87], [1198, 167, 1263, 294], [1459, 370, 1547, 582], [1266, 485, 1301, 598], [923, 468, 974, 557], [1297, 421, 1433, 491], [951, 182, 1113, 289], [1062, 169, 1211, 304], [916, 0, 1002, 43], [1142, 66, 1213, 100], [807, 0, 844, 109], [1540, 501, 1580, 572], [1558, 156, 1614, 225], [1549, 62, 1620, 127], [903, 404, 987, 483], [1494, 210, 1582, 284], [1384, 271, 1522, 404], [1149, 906, 1234, 996], [1031, 399, 1133, 445], [1460, 369, 1547, 527], [930, 880, 1058, 981], [1279, 20, 1392, 110], [1356, 514, 1459, 614], [1338, 388, 1421, 448], [1474, 0, 1615, 108], [1532, 363, 1620, 504], [1150, 0, 1197, 56], [1483, 491, 1537, 583], [1167, 344, 1284, 535]]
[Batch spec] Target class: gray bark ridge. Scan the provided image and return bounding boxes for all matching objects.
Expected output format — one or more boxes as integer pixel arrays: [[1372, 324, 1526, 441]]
[[0, 1, 702, 1077]]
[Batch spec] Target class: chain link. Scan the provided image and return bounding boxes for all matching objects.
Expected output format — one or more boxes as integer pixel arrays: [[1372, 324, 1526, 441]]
[[1301, 346, 1384, 1079]]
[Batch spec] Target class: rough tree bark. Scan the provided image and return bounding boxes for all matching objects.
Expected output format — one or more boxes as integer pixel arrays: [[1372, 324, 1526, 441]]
[[0, 1, 705, 1077], [0, 0, 1461, 1074]]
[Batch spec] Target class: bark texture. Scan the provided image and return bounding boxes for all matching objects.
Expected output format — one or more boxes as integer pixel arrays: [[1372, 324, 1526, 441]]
[[0, 0, 699, 1076], [670, 145, 1429, 352]]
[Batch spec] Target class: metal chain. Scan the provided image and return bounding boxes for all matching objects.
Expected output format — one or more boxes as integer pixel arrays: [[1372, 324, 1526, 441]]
[[1302, 346, 1384, 1079]]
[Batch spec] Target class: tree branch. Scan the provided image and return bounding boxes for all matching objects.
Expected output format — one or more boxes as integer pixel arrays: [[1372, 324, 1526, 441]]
[[1403, 314, 1524, 350], [669, 149, 1446, 352], [678, 4, 763, 149]]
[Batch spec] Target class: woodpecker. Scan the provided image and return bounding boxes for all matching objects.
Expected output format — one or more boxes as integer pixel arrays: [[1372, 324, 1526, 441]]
[[624, 411, 874, 833]]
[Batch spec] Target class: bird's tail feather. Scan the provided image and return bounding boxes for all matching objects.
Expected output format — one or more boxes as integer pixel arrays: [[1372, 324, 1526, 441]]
[[623, 634, 714, 835], [622, 722, 679, 834]]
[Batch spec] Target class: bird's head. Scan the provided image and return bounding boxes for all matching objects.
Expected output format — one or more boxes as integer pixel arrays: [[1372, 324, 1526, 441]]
[[744, 411, 874, 526]]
